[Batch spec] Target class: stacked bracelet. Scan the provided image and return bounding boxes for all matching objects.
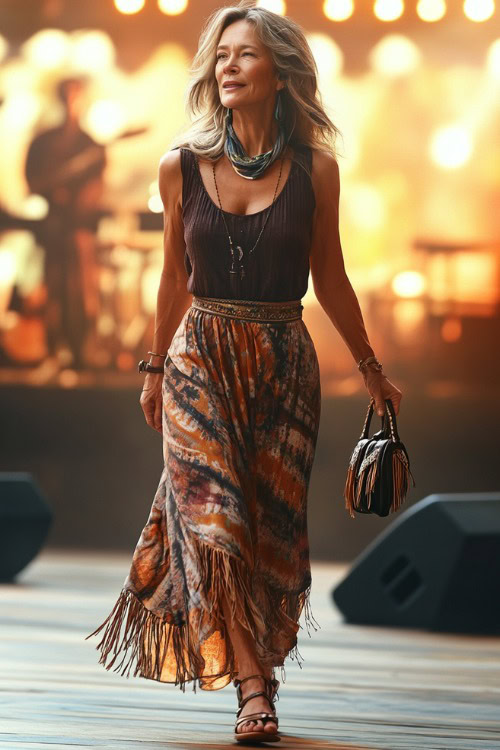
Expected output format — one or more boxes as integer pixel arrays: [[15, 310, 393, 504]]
[[138, 359, 164, 374], [358, 355, 383, 374], [138, 349, 169, 374]]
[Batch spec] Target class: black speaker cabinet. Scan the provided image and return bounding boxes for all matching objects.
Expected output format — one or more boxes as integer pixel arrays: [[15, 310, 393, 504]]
[[0, 472, 53, 582], [332, 493, 500, 634]]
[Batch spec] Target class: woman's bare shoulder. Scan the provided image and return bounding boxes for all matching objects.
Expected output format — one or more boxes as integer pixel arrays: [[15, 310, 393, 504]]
[[159, 148, 182, 179], [158, 148, 183, 208], [309, 148, 340, 207]]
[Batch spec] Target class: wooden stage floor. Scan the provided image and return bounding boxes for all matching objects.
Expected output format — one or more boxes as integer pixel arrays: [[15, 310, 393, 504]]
[[1, 550, 499, 750]]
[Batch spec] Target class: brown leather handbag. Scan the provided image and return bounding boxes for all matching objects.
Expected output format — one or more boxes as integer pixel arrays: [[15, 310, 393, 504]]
[[343, 398, 416, 518]]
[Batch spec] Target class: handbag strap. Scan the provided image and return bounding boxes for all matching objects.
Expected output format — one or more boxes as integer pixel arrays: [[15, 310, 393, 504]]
[[383, 398, 400, 443], [361, 398, 400, 443], [360, 399, 375, 439]]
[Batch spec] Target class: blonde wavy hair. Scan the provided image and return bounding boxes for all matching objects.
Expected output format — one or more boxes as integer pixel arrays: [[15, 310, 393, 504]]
[[169, 0, 342, 175]]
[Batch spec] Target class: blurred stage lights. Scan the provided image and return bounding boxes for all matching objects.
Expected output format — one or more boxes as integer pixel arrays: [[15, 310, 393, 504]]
[[148, 194, 164, 213], [256, 0, 287, 13], [158, 0, 188, 14], [71, 31, 115, 72], [84, 100, 126, 142], [323, 0, 354, 21], [463, 0, 495, 22], [0, 250, 16, 287], [430, 125, 474, 169], [416, 0, 446, 21], [115, 0, 190, 15], [22, 29, 70, 69], [346, 184, 386, 231], [109, 0, 495, 22], [2, 92, 40, 129], [114, 0, 145, 13], [0, 35, 8, 63], [306, 33, 344, 77], [392, 270, 427, 298], [19, 195, 49, 221], [369, 34, 421, 76], [374, 0, 404, 22], [487, 38, 500, 78]]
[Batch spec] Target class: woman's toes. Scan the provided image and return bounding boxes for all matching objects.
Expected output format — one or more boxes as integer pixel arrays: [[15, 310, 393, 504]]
[[263, 719, 277, 734], [241, 719, 262, 733]]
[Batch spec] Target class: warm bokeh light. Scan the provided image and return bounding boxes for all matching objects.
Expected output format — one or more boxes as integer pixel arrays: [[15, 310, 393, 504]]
[[84, 99, 126, 142], [0, 34, 8, 62], [416, 0, 447, 21], [345, 183, 386, 231], [97, 313, 116, 337], [392, 299, 427, 341], [1, 92, 40, 129], [454, 251, 497, 303], [369, 34, 421, 77], [373, 0, 405, 22], [19, 194, 49, 220], [486, 38, 500, 79], [141, 263, 163, 315], [21, 29, 70, 69], [463, 0, 495, 22], [148, 194, 163, 213], [306, 33, 344, 78], [158, 0, 188, 14], [429, 125, 474, 169], [0, 249, 16, 288], [256, 0, 287, 15], [58, 369, 79, 388], [114, 0, 146, 14], [323, 0, 355, 22], [425, 251, 498, 305], [0, 0, 498, 389], [71, 31, 116, 72], [392, 270, 427, 298], [441, 315, 462, 342]]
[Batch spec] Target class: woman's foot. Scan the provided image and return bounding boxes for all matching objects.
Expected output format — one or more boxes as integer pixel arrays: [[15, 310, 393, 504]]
[[236, 674, 278, 736]]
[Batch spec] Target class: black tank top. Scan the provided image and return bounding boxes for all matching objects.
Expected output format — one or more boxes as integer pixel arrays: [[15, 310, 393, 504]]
[[177, 146, 316, 302]]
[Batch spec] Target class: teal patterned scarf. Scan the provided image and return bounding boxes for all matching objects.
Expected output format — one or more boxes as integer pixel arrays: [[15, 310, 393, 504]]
[[223, 90, 294, 180]]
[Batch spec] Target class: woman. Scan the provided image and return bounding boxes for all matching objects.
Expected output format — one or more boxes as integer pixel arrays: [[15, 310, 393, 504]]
[[86, 1, 402, 744]]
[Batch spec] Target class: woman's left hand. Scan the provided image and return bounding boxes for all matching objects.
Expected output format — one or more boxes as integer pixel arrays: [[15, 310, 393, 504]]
[[362, 369, 403, 416]]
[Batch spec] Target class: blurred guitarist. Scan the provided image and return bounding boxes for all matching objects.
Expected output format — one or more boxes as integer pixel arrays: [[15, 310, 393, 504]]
[[25, 76, 106, 369]]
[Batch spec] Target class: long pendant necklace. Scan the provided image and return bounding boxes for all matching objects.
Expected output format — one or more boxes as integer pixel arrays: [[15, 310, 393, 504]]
[[212, 156, 284, 282]]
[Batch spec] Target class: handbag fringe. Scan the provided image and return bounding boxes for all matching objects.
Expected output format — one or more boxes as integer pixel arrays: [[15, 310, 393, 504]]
[[343, 448, 415, 518], [85, 537, 319, 692], [390, 449, 416, 513], [344, 464, 357, 518]]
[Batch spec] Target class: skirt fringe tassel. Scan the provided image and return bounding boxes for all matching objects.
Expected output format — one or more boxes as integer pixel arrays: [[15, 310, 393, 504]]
[[85, 537, 320, 692]]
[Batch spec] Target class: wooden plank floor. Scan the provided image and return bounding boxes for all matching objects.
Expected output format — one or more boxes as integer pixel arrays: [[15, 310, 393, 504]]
[[1, 550, 499, 750]]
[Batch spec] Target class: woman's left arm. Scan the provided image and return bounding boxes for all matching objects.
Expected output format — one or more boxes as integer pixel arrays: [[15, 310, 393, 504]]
[[309, 150, 403, 416]]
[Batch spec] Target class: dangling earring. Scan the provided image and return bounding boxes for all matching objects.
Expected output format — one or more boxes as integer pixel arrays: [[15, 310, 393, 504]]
[[274, 88, 283, 122]]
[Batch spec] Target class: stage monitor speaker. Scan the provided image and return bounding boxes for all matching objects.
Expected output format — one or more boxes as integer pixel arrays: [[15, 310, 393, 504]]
[[0, 472, 53, 582], [332, 493, 500, 634]]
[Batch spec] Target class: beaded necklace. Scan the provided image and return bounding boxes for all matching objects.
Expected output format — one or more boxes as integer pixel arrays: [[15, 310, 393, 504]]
[[211, 155, 284, 283]]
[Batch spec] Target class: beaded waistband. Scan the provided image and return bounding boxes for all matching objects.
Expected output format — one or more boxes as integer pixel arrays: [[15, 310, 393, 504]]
[[191, 296, 303, 322]]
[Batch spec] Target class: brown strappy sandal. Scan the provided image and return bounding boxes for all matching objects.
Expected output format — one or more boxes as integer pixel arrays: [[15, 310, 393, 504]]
[[233, 673, 281, 744]]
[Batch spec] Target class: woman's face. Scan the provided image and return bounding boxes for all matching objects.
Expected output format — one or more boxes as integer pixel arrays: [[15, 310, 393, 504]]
[[215, 19, 282, 109]]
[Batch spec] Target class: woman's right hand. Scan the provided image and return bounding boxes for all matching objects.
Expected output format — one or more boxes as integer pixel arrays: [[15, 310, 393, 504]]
[[140, 372, 164, 433]]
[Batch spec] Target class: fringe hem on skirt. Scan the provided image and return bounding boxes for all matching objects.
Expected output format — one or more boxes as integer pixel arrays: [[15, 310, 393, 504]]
[[85, 536, 320, 692]]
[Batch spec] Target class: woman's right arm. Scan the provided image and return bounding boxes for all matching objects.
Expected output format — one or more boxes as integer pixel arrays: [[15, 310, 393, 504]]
[[140, 149, 193, 433]]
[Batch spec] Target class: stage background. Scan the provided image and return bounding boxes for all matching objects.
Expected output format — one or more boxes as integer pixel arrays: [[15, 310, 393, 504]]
[[0, 0, 498, 560]]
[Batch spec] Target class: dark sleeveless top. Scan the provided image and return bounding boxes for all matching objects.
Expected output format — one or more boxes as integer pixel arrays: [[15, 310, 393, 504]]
[[178, 146, 316, 302]]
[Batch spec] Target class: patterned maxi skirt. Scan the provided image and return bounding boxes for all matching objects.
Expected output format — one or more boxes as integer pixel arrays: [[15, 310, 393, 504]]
[[86, 296, 322, 692]]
